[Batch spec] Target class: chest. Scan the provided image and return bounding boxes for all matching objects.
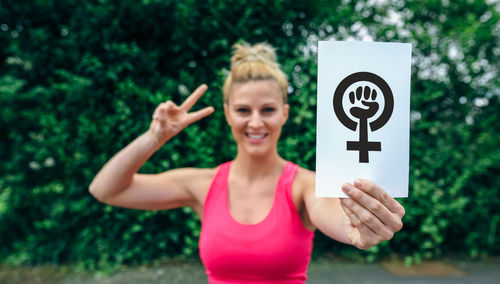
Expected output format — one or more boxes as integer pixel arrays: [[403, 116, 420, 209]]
[[227, 178, 278, 225]]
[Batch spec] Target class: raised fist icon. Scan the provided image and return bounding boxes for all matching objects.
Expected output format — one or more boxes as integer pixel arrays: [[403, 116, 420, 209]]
[[349, 86, 379, 120]]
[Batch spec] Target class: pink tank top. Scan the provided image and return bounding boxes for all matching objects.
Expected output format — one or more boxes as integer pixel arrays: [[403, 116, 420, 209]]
[[199, 161, 315, 283]]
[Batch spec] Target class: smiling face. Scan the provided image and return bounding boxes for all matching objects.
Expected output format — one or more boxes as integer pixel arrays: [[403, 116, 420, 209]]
[[224, 80, 289, 158]]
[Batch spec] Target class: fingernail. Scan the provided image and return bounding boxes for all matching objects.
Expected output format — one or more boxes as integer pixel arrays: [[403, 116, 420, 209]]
[[342, 184, 352, 194], [354, 179, 363, 188]]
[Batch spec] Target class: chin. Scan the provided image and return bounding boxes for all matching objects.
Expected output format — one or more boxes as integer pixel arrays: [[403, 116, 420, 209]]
[[238, 143, 274, 158], [247, 149, 271, 157]]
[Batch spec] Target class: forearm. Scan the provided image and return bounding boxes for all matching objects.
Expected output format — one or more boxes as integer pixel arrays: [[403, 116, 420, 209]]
[[309, 197, 352, 245], [89, 130, 162, 201]]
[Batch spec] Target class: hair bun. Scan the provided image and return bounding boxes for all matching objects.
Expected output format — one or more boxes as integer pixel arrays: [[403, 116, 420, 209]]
[[231, 42, 278, 68], [223, 41, 288, 103]]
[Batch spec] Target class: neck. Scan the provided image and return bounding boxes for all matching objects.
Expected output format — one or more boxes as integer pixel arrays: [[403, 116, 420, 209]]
[[232, 151, 286, 181]]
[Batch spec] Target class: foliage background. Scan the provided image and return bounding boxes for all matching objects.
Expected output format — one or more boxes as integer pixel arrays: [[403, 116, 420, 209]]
[[0, 0, 499, 269]]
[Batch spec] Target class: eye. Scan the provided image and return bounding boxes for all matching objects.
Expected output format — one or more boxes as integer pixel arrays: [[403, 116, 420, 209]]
[[262, 107, 275, 113], [236, 108, 249, 113]]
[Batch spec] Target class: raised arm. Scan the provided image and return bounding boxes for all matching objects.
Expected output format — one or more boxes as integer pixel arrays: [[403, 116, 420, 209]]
[[303, 177, 405, 249], [89, 84, 214, 211]]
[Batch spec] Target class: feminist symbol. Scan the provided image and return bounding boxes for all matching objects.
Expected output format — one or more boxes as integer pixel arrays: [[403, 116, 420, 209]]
[[333, 72, 394, 163]]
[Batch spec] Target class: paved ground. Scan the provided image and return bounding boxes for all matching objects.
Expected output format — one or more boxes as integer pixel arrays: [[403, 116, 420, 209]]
[[1, 259, 499, 283]]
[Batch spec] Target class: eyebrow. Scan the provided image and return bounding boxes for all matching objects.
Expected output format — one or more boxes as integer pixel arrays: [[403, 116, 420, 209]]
[[233, 103, 278, 108]]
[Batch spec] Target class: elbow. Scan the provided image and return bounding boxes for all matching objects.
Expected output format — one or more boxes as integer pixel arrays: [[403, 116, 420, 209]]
[[88, 182, 106, 203], [88, 183, 99, 199]]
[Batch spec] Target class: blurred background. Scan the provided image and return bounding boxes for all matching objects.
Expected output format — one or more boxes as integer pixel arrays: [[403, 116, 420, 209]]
[[0, 0, 499, 275]]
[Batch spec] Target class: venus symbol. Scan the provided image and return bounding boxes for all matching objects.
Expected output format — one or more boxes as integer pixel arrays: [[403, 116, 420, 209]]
[[333, 72, 394, 163]]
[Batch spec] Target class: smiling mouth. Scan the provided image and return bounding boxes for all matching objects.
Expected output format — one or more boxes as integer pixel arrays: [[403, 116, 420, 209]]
[[245, 133, 268, 140]]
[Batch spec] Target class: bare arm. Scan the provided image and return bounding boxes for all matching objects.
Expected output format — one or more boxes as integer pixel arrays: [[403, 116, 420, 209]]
[[89, 131, 160, 203], [302, 175, 352, 245], [89, 84, 214, 211]]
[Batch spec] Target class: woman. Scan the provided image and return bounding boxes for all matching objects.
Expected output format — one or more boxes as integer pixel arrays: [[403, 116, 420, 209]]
[[89, 42, 405, 283]]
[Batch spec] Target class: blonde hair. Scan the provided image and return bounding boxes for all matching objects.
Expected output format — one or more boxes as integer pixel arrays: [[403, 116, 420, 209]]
[[222, 42, 288, 103]]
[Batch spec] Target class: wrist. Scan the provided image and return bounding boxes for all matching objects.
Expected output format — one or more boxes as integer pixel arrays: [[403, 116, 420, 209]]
[[142, 130, 165, 152]]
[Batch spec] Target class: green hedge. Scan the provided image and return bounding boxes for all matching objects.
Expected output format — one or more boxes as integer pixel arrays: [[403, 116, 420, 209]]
[[0, 0, 499, 268]]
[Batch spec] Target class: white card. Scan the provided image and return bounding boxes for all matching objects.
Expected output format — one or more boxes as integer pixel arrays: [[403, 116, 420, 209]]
[[316, 41, 411, 198]]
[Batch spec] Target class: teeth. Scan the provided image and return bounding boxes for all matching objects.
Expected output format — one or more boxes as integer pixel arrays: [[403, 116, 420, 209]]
[[248, 134, 266, 139]]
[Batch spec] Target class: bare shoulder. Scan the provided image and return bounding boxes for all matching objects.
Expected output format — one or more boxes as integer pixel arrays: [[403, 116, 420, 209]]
[[168, 166, 219, 216], [291, 166, 315, 208], [294, 166, 315, 193], [161, 167, 218, 204], [292, 165, 316, 231]]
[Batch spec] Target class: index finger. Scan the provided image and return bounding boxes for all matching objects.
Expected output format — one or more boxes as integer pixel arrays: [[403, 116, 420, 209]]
[[354, 179, 405, 218], [180, 84, 208, 111]]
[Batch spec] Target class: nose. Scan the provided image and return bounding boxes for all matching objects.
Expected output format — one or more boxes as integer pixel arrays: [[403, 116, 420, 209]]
[[248, 112, 264, 128]]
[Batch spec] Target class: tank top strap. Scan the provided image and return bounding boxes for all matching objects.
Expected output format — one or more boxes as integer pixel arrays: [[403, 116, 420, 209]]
[[203, 161, 231, 221], [277, 162, 299, 211], [216, 161, 231, 182], [279, 161, 299, 188], [217, 162, 231, 184]]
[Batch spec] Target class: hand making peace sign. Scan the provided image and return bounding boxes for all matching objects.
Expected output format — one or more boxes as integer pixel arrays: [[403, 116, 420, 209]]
[[148, 84, 214, 147]]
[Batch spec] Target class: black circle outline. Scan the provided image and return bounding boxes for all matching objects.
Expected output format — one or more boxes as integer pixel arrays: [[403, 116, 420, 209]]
[[333, 72, 394, 131]]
